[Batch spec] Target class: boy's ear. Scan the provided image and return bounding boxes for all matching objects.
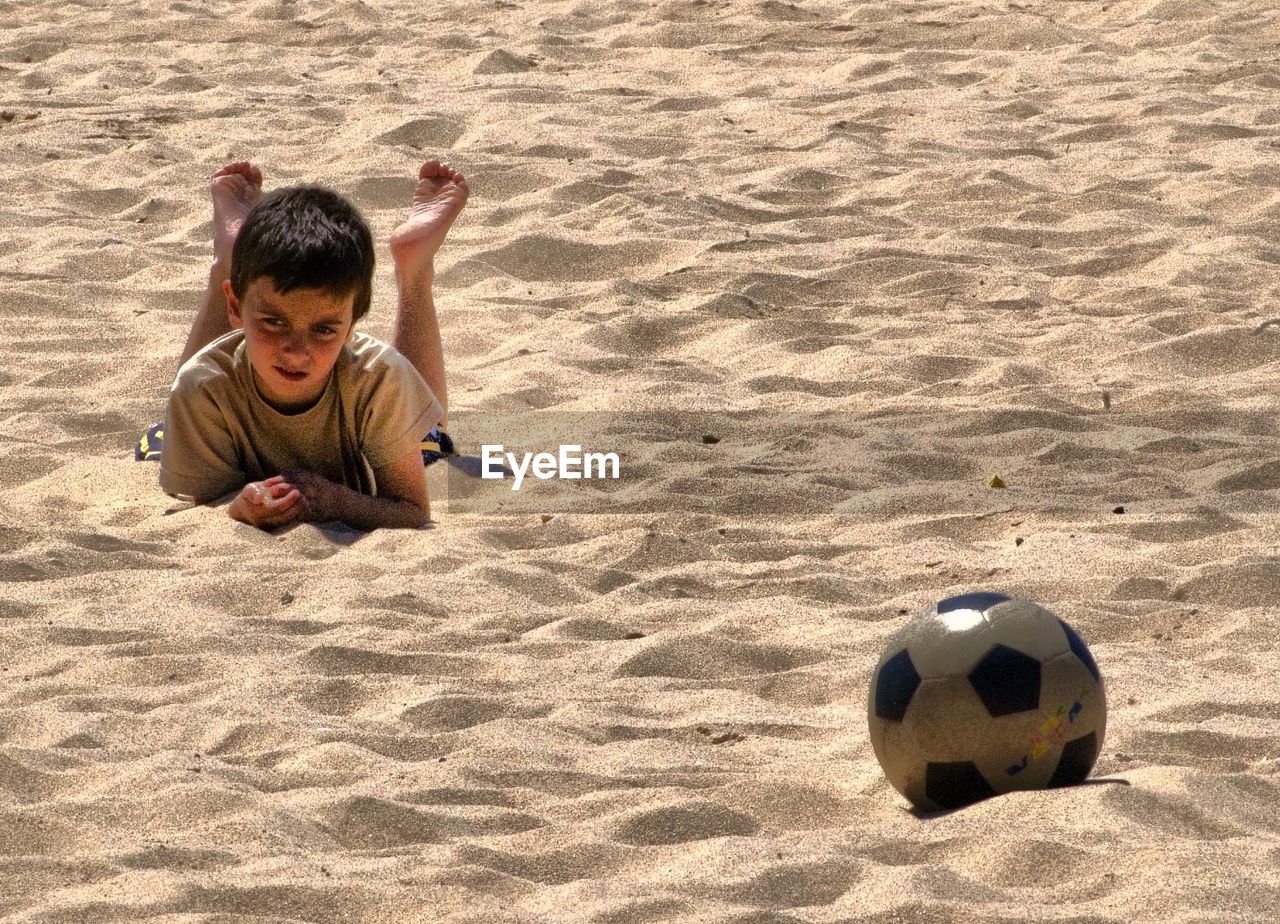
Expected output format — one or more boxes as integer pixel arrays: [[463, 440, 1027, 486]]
[[223, 279, 245, 329]]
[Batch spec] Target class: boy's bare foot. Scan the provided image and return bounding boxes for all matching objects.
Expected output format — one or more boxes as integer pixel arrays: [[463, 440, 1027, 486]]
[[211, 161, 263, 264], [390, 160, 469, 285]]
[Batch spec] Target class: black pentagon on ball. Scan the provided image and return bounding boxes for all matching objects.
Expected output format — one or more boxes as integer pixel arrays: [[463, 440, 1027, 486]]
[[925, 760, 998, 810], [1058, 618, 1101, 683], [874, 648, 921, 723], [936, 591, 1011, 614], [968, 643, 1041, 717], [1047, 731, 1099, 788]]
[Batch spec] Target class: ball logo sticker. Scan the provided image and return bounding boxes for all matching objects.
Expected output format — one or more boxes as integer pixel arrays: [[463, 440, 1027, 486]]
[[1005, 690, 1089, 777]]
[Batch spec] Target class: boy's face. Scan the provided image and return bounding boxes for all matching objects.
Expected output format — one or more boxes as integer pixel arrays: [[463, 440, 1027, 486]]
[[224, 277, 356, 413]]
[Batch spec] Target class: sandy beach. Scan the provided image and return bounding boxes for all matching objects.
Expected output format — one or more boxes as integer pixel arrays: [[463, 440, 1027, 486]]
[[1, 0, 1279, 920]]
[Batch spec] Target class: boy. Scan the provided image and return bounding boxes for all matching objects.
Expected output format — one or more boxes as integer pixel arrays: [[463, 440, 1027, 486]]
[[154, 158, 468, 531]]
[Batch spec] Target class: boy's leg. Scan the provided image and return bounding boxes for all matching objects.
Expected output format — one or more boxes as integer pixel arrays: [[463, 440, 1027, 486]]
[[178, 162, 263, 370], [179, 259, 232, 368], [393, 270, 449, 427], [389, 159, 470, 429]]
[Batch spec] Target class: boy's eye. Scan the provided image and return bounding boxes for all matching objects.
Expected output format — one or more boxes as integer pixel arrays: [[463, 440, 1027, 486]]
[[257, 317, 338, 336]]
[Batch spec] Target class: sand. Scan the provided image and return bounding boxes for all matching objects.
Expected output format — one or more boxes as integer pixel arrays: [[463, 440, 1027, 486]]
[[2, 0, 1279, 920]]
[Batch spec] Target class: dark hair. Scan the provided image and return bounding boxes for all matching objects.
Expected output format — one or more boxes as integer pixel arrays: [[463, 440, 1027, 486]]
[[229, 185, 375, 323]]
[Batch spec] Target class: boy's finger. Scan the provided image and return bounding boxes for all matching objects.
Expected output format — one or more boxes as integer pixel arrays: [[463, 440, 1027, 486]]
[[262, 488, 300, 509], [257, 501, 296, 527], [266, 498, 308, 528]]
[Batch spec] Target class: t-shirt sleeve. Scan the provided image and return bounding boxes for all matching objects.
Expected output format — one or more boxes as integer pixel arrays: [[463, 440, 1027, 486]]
[[359, 353, 444, 469], [158, 378, 245, 502]]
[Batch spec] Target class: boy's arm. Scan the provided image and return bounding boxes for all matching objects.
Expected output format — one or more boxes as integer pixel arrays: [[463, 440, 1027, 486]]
[[285, 447, 429, 531], [333, 484, 429, 531], [160, 371, 245, 503]]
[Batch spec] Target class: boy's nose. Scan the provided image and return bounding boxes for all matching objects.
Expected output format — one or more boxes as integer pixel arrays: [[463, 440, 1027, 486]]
[[281, 333, 309, 355]]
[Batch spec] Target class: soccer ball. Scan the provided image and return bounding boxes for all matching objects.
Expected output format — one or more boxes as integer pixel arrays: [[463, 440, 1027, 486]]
[[867, 592, 1105, 812]]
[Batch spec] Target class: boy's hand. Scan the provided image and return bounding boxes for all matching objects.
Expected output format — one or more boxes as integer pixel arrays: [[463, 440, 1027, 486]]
[[227, 475, 305, 529], [280, 469, 344, 523]]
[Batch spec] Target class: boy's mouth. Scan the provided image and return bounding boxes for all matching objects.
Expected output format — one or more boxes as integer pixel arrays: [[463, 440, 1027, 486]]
[[275, 367, 309, 382]]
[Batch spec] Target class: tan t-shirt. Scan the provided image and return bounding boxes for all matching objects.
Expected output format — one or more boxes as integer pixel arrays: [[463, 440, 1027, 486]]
[[158, 330, 443, 501]]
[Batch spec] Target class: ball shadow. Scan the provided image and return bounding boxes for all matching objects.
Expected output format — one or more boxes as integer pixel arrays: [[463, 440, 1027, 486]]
[[907, 777, 1132, 819]]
